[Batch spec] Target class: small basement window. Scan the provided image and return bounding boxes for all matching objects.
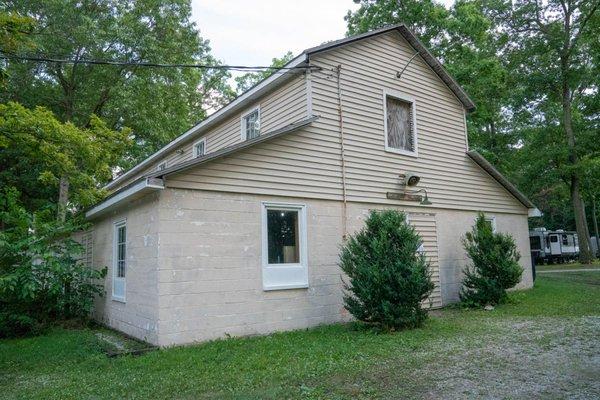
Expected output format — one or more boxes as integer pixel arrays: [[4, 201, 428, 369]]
[[242, 107, 260, 140], [261, 202, 308, 290], [193, 138, 206, 158], [383, 89, 418, 156]]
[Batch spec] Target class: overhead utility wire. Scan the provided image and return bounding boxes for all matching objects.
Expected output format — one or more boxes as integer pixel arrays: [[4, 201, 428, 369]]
[[0, 54, 321, 72]]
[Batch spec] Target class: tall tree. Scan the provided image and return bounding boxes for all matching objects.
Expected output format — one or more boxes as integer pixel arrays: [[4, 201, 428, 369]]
[[1, 0, 234, 170], [489, 0, 600, 262], [0, 102, 130, 217], [0, 11, 33, 85]]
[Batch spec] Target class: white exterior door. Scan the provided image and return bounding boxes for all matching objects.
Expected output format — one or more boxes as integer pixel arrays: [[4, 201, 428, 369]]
[[549, 234, 561, 256]]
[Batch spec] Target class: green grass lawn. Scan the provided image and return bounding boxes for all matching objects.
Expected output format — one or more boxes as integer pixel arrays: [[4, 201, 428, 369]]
[[1, 272, 599, 400], [536, 259, 600, 271]]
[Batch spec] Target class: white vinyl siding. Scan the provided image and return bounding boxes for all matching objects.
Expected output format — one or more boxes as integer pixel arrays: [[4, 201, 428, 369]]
[[261, 202, 308, 291], [113, 74, 307, 190], [383, 89, 418, 156], [112, 220, 127, 302], [166, 31, 526, 215]]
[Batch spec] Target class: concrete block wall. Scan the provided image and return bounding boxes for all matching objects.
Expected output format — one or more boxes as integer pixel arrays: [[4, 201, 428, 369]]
[[436, 211, 533, 304], [153, 188, 532, 346], [155, 189, 348, 346], [91, 193, 161, 344], [89, 187, 532, 346]]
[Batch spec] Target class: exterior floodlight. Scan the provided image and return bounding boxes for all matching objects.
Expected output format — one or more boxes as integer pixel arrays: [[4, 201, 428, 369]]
[[404, 172, 421, 186]]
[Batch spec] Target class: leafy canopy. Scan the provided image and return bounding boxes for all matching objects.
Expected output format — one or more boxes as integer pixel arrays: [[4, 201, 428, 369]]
[[0, 102, 130, 213], [1, 0, 234, 169], [234, 51, 295, 94]]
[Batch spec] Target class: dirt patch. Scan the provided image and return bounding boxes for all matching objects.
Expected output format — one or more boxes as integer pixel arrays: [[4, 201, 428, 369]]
[[373, 317, 600, 399]]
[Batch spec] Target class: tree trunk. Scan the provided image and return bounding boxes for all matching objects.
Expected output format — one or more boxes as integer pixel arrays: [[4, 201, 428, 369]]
[[561, 39, 593, 263], [593, 197, 599, 258], [567, 154, 592, 263], [57, 175, 69, 222]]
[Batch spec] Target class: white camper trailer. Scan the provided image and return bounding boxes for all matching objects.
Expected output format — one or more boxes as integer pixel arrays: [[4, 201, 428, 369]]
[[529, 228, 579, 263]]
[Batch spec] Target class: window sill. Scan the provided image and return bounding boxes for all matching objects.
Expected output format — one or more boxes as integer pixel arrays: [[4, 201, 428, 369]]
[[263, 283, 309, 291], [111, 296, 126, 303], [384, 146, 418, 158]]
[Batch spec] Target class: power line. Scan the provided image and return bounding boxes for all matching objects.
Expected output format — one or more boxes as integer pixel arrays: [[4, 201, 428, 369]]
[[0, 53, 320, 72]]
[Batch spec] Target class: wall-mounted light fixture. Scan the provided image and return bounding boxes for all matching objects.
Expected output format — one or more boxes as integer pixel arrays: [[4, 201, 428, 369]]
[[406, 188, 432, 205]]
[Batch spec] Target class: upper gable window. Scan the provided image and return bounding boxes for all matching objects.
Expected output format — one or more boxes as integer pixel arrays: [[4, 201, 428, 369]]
[[241, 107, 260, 141], [157, 162, 167, 171], [383, 89, 418, 157], [193, 138, 206, 158]]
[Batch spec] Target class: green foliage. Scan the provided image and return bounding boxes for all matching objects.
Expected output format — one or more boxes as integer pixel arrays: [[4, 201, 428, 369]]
[[339, 210, 434, 330], [234, 51, 295, 94], [460, 213, 523, 306], [0, 101, 130, 213], [0, 311, 42, 338], [0, 11, 34, 85], [1, 0, 235, 169], [0, 187, 106, 337]]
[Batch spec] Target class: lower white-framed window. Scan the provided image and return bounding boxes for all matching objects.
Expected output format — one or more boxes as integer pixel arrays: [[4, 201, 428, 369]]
[[112, 219, 127, 302], [261, 202, 308, 290]]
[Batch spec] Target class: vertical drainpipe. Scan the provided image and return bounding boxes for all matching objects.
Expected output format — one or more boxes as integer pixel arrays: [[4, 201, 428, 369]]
[[336, 64, 349, 239]]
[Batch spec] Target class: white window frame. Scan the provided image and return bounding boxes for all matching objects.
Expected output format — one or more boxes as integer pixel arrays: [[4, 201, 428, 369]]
[[383, 88, 419, 157], [192, 137, 207, 158], [112, 219, 127, 302], [241, 106, 261, 141], [261, 202, 308, 291], [156, 161, 167, 171]]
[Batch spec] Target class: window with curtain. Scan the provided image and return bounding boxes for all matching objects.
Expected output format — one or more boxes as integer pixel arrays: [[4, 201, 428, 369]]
[[386, 95, 414, 153]]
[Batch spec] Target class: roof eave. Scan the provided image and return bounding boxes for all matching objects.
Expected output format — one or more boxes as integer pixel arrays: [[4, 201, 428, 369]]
[[104, 53, 309, 191], [150, 116, 318, 180], [466, 150, 537, 211], [305, 24, 476, 113], [86, 177, 164, 220]]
